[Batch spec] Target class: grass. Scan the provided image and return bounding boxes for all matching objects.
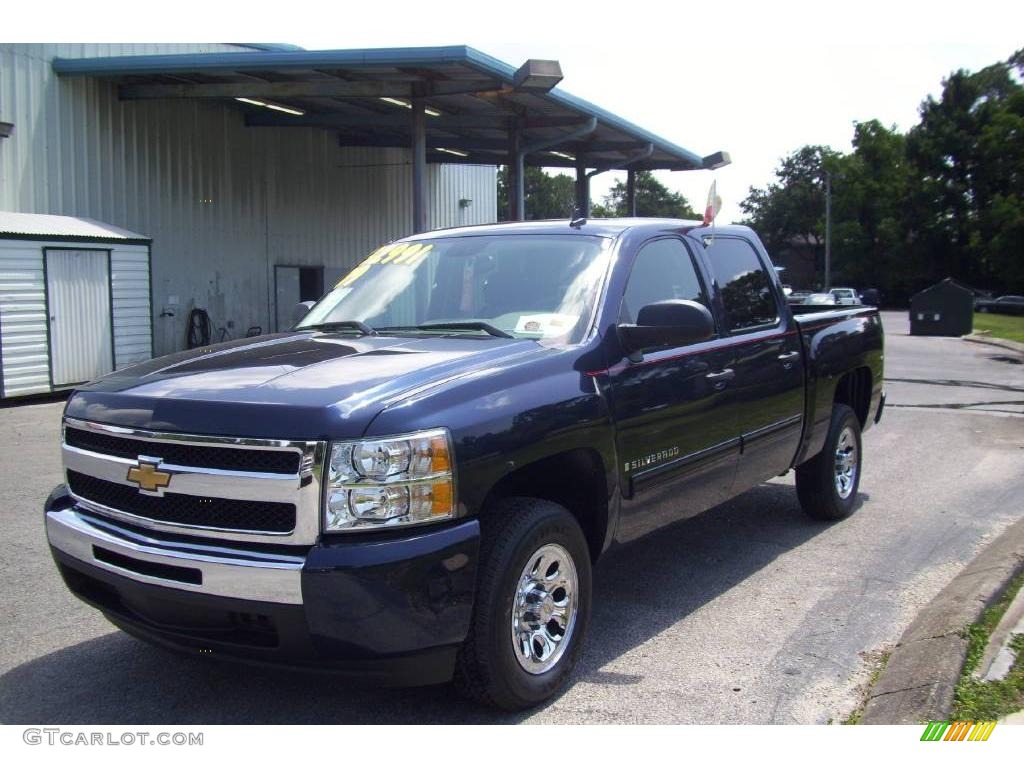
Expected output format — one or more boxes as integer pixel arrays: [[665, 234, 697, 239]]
[[950, 569, 1024, 721], [973, 312, 1024, 343], [842, 648, 892, 724]]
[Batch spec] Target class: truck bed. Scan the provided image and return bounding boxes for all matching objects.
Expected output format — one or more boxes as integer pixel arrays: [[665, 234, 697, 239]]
[[791, 304, 885, 467]]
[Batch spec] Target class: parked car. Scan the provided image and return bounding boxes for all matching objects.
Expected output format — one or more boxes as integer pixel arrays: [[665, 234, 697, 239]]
[[45, 220, 884, 710], [975, 295, 1024, 315], [803, 292, 837, 306], [787, 290, 811, 306], [830, 287, 861, 306]]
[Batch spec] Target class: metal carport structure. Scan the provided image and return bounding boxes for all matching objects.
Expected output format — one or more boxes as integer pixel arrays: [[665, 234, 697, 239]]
[[53, 45, 728, 232]]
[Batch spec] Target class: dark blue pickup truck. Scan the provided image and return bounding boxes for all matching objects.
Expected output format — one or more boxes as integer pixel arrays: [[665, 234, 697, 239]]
[[45, 219, 884, 710]]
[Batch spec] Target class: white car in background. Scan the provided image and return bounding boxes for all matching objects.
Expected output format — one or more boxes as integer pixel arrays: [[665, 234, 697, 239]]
[[830, 287, 861, 305], [802, 293, 837, 306]]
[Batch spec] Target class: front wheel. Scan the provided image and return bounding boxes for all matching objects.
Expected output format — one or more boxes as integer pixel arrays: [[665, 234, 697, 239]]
[[455, 497, 591, 710], [796, 403, 863, 521]]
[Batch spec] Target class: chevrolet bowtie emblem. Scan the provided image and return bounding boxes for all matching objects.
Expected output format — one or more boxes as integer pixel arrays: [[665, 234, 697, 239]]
[[127, 459, 172, 494]]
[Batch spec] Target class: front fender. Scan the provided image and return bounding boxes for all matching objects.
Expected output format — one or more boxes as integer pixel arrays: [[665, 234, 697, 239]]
[[364, 347, 619, 524]]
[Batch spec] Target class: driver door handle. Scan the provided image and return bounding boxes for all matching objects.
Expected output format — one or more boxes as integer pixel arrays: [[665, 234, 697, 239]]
[[705, 368, 735, 389], [778, 350, 800, 369]]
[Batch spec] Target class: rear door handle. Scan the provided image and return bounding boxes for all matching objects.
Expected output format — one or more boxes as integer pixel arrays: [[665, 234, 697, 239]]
[[778, 350, 800, 369], [705, 368, 735, 389]]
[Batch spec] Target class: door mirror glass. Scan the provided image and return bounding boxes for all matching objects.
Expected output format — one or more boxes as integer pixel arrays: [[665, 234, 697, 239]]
[[618, 299, 715, 355]]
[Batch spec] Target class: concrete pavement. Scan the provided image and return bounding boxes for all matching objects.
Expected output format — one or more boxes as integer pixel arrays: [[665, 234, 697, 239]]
[[0, 310, 1021, 723], [859, 514, 1024, 723]]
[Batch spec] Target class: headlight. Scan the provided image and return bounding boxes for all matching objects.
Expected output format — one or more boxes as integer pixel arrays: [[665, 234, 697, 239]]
[[324, 428, 456, 531]]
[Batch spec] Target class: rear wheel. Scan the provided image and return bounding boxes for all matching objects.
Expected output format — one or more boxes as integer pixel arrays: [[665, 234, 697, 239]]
[[455, 497, 591, 710], [796, 403, 862, 521]]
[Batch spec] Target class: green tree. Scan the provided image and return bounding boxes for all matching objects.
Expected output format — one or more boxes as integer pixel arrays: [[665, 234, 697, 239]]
[[743, 136, 917, 297], [739, 145, 841, 268], [829, 121, 914, 294], [906, 50, 1024, 291], [592, 171, 698, 218], [740, 48, 1024, 302], [497, 166, 576, 220]]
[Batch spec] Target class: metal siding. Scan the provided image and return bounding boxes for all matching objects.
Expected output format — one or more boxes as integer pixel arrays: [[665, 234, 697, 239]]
[[45, 249, 113, 386], [1, 44, 498, 358], [0, 241, 50, 396], [429, 164, 498, 231], [110, 244, 152, 367]]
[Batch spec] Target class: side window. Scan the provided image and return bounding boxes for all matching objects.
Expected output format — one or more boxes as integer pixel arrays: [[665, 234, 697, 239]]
[[621, 238, 710, 325], [706, 238, 779, 332]]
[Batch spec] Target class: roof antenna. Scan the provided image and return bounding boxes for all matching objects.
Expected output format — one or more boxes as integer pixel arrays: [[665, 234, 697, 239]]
[[570, 205, 587, 229]]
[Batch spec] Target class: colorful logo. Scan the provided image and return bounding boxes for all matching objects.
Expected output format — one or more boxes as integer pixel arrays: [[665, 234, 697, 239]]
[[920, 720, 996, 741]]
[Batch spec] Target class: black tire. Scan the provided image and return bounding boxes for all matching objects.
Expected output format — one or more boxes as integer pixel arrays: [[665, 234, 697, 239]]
[[455, 497, 592, 710], [796, 403, 863, 521]]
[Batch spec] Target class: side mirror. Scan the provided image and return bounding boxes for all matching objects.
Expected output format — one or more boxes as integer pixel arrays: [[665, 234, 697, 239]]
[[291, 300, 315, 327], [618, 300, 715, 357]]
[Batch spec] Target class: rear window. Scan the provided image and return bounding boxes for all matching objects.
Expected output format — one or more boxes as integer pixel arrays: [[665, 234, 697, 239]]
[[705, 238, 779, 332]]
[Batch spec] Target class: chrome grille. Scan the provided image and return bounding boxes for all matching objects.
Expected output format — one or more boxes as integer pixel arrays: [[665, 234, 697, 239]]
[[66, 470, 297, 533], [61, 417, 325, 545], [65, 426, 302, 474]]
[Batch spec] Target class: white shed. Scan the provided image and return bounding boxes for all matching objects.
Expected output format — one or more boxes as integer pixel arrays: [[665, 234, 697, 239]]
[[0, 211, 152, 398]]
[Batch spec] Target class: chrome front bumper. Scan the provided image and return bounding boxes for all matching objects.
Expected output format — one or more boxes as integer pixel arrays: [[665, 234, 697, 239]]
[[46, 506, 305, 604], [45, 486, 481, 681]]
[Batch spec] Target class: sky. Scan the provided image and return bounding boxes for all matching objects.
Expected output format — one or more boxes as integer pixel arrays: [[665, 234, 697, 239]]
[[9, 0, 1024, 222]]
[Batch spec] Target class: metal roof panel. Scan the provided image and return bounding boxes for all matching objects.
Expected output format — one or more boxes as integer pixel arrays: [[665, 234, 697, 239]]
[[52, 45, 712, 170], [0, 211, 150, 241]]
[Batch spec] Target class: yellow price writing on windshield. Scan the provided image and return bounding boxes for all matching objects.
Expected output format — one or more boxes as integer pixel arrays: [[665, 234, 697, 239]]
[[336, 243, 433, 288]]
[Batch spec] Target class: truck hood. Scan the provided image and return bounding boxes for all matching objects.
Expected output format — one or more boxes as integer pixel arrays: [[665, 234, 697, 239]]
[[65, 331, 544, 439]]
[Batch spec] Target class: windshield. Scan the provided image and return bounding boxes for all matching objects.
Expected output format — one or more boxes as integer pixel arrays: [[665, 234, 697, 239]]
[[297, 234, 611, 344]]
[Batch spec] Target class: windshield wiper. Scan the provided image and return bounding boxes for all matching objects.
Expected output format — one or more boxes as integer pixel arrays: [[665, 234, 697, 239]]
[[299, 320, 377, 336], [378, 321, 515, 339]]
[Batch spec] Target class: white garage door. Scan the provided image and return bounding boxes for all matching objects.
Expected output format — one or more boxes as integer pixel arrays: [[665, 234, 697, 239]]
[[45, 249, 113, 386]]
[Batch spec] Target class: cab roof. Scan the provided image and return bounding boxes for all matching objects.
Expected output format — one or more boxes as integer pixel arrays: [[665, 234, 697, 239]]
[[405, 218, 755, 241]]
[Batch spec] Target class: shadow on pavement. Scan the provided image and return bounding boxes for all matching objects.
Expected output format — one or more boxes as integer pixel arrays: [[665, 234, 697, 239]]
[[0, 482, 833, 724], [0, 392, 69, 411]]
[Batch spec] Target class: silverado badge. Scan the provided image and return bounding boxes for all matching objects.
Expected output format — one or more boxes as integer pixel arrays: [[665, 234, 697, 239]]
[[126, 459, 172, 495]]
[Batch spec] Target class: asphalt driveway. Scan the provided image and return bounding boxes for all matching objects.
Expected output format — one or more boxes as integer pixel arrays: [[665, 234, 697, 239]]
[[1, 311, 1021, 723]]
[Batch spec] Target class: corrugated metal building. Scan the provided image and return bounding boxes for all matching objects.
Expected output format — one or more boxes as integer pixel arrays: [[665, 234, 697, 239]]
[[0, 43, 721, 397], [0, 43, 497, 375]]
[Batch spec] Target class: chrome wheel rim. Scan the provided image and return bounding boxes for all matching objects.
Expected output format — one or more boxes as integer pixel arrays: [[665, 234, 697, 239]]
[[834, 426, 858, 500], [510, 543, 578, 675]]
